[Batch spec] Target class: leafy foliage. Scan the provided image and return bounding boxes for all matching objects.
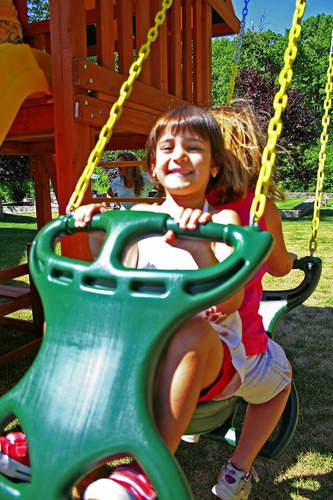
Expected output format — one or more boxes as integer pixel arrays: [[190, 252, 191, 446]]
[[0, 156, 32, 203], [212, 14, 333, 192], [27, 0, 49, 22]]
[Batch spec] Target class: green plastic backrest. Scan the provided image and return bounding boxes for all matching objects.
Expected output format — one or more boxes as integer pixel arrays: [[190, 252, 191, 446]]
[[261, 256, 322, 339], [0, 210, 273, 499]]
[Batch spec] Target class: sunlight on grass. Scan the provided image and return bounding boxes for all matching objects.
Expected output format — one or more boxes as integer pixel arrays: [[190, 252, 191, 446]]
[[276, 198, 307, 209], [276, 452, 333, 498]]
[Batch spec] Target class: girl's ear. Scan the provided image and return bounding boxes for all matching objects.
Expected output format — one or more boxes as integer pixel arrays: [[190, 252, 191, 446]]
[[151, 166, 157, 180], [210, 165, 220, 179]]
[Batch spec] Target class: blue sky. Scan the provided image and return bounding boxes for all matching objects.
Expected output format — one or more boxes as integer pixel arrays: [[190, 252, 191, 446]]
[[232, 0, 333, 34]]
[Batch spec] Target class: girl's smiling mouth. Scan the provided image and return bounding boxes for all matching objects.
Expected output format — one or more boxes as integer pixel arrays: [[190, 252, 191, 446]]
[[168, 168, 193, 176]]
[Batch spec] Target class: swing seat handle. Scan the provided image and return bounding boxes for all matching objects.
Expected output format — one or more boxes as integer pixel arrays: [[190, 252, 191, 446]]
[[29, 211, 274, 311]]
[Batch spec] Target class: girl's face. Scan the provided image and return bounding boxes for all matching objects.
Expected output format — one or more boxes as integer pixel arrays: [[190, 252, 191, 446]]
[[117, 156, 127, 176], [152, 127, 219, 200]]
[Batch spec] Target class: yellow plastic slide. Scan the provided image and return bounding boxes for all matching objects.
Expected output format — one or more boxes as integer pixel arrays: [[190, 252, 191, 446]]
[[0, 43, 52, 147]]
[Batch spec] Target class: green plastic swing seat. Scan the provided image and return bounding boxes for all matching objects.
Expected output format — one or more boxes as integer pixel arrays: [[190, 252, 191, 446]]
[[0, 209, 279, 499]]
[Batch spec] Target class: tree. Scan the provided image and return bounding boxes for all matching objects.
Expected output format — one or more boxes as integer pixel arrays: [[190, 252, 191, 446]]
[[211, 15, 333, 192], [236, 66, 319, 146], [211, 36, 236, 106], [292, 14, 333, 113], [0, 156, 32, 203], [27, 0, 49, 22]]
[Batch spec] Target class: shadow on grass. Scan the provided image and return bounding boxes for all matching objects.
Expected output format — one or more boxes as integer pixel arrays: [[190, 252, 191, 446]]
[[0, 213, 37, 225], [281, 209, 333, 221], [0, 214, 38, 269]]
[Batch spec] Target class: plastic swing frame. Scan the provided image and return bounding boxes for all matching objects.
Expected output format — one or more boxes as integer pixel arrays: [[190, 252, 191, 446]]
[[0, 210, 273, 499]]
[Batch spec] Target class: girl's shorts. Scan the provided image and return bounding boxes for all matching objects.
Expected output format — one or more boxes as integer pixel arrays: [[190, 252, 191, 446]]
[[232, 338, 291, 404], [199, 342, 237, 402]]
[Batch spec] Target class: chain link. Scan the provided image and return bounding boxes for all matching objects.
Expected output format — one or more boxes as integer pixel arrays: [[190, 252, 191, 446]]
[[309, 32, 333, 254], [66, 0, 173, 214], [250, 0, 306, 225], [225, 0, 250, 106]]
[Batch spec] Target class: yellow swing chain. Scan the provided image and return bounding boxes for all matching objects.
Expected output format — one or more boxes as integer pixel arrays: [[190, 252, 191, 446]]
[[249, 0, 306, 226], [225, 0, 250, 106], [309, 31, 333, 255], [66, 0, 173, 215]]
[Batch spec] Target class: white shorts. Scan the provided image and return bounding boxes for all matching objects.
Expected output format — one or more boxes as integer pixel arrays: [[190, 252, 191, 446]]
[[232, 338, 291, 404]]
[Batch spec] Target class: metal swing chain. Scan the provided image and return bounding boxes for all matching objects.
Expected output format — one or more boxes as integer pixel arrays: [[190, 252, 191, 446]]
[[249, 0, 306, 226], [309, 32, 333, 255], [225, 0, 250, 106], [66, 0, 174, 215]]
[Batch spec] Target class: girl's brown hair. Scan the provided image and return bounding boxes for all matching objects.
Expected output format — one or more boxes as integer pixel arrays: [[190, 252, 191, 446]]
[[146, 105, 230, 193], [117, 151, 144, 196], [210, 103, 284, 203]]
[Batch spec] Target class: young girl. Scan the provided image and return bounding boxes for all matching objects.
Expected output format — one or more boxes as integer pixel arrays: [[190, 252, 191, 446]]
[[206, 103, 296, 499], [0, 106, 246, 499]]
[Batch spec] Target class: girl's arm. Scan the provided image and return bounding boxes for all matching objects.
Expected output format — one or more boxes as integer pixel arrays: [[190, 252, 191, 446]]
[[73, 203, 107, 258], [106, 187, 121, 209], [211, 209, 244, 314], [166, 208, 244, 315], [264, 199, 297, 277]]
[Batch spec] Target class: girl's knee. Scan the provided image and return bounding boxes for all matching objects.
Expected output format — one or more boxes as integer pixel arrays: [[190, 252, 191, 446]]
[[169, 317, 219, 356]]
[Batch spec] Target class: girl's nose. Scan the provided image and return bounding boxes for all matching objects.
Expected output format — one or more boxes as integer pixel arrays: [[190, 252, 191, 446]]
[[173, 145, 187, 162]]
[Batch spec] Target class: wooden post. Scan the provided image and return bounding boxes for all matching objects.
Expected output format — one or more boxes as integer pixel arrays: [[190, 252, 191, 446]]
[[30, 155, 52, 230], [49, 0, 91, 260]]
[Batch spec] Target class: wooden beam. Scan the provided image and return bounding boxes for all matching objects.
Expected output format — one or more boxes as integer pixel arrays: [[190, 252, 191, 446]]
[[0, 142, 30, 155], [7, 103, 54, 139], [96, 0, 116, 69], [209, 0, 240, 34], [0, 338, 42, 367], [49, 0, 91, 259], [117, 0, 134, 75], [149, 0, 168, 92], [30, 156, 52, 229], [73, 58, 187, 113], [168, 0, 182, 98], [182, 0, 193, 102], [43, 154, 58, 198], [136, 0, 152, 85], [201, 0, 212, 108], [0, 263, 29, 281], [193, 0, 203, 105], [74, 95, 160, 135]]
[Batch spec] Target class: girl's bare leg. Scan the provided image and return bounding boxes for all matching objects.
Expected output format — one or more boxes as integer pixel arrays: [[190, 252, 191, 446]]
[[230, 362, 292, 474], [153, 316, 224, 453]]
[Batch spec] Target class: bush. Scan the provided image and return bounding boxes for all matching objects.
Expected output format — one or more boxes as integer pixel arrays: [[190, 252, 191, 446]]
[[0, 156, 32, 203]]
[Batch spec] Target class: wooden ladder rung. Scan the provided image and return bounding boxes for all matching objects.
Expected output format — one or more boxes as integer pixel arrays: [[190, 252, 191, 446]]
[[0, 285, 31, 299], [0, 294, 32, 317]]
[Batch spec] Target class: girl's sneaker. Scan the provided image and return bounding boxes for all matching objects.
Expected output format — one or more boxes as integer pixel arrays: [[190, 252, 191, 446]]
[[211, 460, 258, 500], [181, 434, 201, 443], [84, 463, 157, 500], [0, 432, 31, 482]]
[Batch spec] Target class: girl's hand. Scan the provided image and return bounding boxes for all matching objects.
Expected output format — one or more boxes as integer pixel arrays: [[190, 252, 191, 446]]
[[164, 208, 213, 256], [73, 203, 107, 228], [176, 207, 212, 230]]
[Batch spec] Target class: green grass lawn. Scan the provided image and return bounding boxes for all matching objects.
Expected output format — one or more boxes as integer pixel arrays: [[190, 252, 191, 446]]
[[276, 198, 307, 209], [0, 207, 332, 499]]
